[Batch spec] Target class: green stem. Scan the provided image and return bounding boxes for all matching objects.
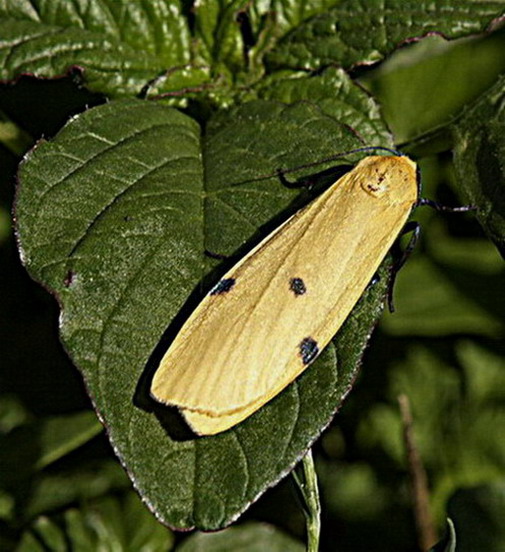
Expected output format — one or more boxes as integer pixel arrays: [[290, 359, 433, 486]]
[[293, 448, 321, 552]]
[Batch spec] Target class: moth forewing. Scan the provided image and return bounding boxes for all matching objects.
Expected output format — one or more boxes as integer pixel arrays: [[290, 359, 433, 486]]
[[150, 155, 418, 435]]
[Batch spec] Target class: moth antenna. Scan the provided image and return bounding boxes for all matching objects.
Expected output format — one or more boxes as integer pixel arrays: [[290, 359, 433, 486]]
[[228, 146, 405, 186]]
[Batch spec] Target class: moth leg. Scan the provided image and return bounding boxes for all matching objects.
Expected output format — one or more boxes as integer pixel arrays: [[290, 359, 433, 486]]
[[388, 221, 421, 313], [417, 197, 478, 213], [276, 165, 353, 191], [205, 249, 228, 260], [275, 168, 314, 189]]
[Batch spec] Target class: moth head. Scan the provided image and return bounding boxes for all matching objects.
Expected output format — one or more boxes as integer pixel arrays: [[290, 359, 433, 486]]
[[359, 156, 418, 203]]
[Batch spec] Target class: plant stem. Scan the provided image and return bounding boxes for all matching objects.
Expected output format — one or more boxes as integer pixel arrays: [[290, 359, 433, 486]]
[[293, 448, 321, 552], [398, 394, 437, 551]]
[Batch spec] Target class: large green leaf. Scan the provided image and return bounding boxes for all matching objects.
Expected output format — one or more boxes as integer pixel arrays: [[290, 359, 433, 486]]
[[266, 0, 505, 70], [15, 97, 393, 529], [452, 73, 505, 257], [0, 0, 207, 98], [359, 30, 505, 145], [254, 67, 393, 146]]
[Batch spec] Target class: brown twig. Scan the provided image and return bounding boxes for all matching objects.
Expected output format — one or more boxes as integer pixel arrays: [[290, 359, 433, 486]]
[[398, 393, 437, 551]]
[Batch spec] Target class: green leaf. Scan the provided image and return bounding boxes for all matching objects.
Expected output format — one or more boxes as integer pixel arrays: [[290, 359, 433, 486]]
[[268, 0, 336, 33], [317, 458, 389, 522], [193, 0, 248, 73], [0, 488, 14, 521], [0, 108, 33, 155], [177, 522, 304, 552], [33, 411, 102, 470], [15, 516, 66, 552], [15, 493, 174, 552], [266, 0, 504, 71], [359, 30, 505, 144], [0, 411, 102, 488], [457, 340, 505, 405], [452, 73, 505, 258], [0, 203, 11, 246], [254, 67, 393, 146], [0, 1, 208, 98], [23, 460, 130, 520], [16, 98, 392, 529], [448, 483, 505, 552], [429, 519, 456, 552], [0, 395, 30, 434], [381, 254, 504, 337]]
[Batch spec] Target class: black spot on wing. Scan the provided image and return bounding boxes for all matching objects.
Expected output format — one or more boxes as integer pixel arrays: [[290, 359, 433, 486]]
[[290, 277, 306, 296], [299, 337, 319, 365], [210, 278, 236, 295]]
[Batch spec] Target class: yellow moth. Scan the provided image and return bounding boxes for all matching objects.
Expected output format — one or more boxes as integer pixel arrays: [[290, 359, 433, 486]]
[[150, 154, 418, 435]]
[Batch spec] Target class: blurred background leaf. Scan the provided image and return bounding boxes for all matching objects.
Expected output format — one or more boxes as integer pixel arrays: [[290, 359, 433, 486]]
[[14, 492, 174, 552], [448, 483, 505, 551], [177, 522, 304, 552]]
